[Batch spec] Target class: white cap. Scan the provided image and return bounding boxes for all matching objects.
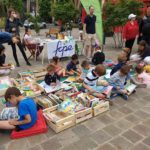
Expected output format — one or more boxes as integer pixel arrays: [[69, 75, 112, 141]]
[[128, 14, 136, 19]]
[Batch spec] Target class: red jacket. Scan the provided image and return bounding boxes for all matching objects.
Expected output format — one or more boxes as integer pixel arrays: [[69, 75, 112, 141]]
[[123, 20, 139, 40]]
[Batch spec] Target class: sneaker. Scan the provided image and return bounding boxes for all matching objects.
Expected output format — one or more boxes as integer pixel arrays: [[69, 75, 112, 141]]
[[26, 62, 32, 66], [121, 94, 128, 100]]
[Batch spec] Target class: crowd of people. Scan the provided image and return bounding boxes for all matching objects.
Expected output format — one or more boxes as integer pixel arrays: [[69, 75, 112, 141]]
[[0, 6, 150, 134]]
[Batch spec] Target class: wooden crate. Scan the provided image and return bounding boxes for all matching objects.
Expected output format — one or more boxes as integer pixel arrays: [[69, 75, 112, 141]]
[[92, 101, 109, 117], [43, 106, 76, 133], [75, 107, 92, 124]]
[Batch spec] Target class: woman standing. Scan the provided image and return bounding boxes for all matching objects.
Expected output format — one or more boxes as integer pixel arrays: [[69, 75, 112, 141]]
[[5, 9, 31, 67], [123, 14, 139, 59]]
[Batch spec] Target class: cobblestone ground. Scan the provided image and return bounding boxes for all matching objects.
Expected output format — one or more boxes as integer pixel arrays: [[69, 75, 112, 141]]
[[0, 28, 150, 150]]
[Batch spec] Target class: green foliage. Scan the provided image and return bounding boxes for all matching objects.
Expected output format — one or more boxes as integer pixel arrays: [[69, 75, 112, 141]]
[[0, 17, 6, 29], [3, 0, 23, 13], [39, 0, 51, 22], [103, 0, 143, 32], [52, 0, 79, 24]]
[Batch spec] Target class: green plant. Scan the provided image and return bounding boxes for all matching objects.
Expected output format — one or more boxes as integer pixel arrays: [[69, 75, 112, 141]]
[[0, 17, 6, 29]]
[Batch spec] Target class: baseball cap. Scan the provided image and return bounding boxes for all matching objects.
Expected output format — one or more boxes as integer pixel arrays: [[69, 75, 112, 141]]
[[128, 14, 136, 19]]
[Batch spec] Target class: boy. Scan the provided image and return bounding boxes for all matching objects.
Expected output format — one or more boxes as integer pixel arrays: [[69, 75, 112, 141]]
[[0, 87, 37, 130], [83, 64, 107, 99], [0, 45, 12, 75], [66, 54, 80, 75], [92, 46, 105, 65], [110, 53, 127, 75]]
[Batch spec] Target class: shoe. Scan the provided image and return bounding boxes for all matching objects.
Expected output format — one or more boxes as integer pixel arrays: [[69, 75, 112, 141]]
[[26, 62, 31, 66], [16, 63, 20, 67], [121, 94, 128, 100]]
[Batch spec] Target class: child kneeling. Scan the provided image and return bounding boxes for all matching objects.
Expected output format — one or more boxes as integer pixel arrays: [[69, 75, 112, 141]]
[[0, 87, 37, 130]]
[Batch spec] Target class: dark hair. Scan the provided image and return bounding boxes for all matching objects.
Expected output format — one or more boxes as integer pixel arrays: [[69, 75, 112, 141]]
[[0, 45, 5, 54], [139, 40, 147, 48], [5, 87, 21, 101], [8, 8, 15, 18], [89, 5, 94, 10], [120, 65, 130, 75], [52, 56, 60, 63], [25, 28, 29, 34], [95, 64, 106, 76], [47, 63, 55, 72], [135, 65, 144, 74], [81, 60, 89, 68], [71, 54, 78, 60]]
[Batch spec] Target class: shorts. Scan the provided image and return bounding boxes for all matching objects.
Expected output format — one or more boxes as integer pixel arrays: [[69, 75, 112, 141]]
[[84, 33, 96, 46]]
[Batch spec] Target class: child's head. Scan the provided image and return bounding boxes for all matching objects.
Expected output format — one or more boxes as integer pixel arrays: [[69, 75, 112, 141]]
[[52, 56, 60, 64], [94, 64, 106, 76], [95, 45, 101, 51], [5, 87, 22, 106], [120, 65, 130, 76], [71, 54, 78, 64], [47, 64, 55, 74], [122, 48, 130, 56], [118, 53, 127, 63], [81, 60, 90, 70], [25, 28, 31, 35], [0, 45, 5, 55], [135, 64, 144, 74], [138, 40, 147, 52]]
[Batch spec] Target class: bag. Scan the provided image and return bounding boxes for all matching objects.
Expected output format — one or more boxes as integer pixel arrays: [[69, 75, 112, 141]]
[[0, 107, 19, 120]]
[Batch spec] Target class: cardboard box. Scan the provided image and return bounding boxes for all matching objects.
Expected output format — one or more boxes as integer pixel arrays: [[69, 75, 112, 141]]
[[92, 101, 109, 116], [43, 106, 75, 133]]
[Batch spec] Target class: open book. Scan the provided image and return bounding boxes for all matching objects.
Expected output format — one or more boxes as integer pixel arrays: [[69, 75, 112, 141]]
[[125, 83, 137, 95]]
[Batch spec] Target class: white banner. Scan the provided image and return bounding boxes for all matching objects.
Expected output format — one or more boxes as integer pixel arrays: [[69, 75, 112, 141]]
[[46, 40, 75, 59]]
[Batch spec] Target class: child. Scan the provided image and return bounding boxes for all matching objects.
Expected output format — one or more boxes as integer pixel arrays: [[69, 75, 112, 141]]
[[80, 60, 91, 80], [109, 65, 131, 100], [0, 45, 11, 76], [44, 64, 60, 86], [0, 87, 37, 130], [66, 54, 80, 75], [110, 53, 127, 76], [92, 46, 105, 65], [52, 56, 66, 77], [83, 64, 107, 99]]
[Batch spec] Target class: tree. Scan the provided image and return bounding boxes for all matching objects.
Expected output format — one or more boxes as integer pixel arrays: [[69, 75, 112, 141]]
[[103, 0, 143, 48], [39, 0, 51, 22]]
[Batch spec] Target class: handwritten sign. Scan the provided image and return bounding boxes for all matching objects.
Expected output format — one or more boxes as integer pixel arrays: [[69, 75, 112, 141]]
[[47, 40, 75, 59]]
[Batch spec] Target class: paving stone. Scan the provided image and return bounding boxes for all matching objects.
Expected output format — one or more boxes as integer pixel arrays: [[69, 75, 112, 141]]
[[91, 130, 111, 144], [28, 145, 41, 150], [118, 106, 133, 115], [41, 137, 62, 150], [125, 114, 141, 124], [56, 130, 80, 146], [142, 118, 150, 127], [134, 89, 150, 98], [97, 143, 116, 150], [115, 119, 133, 130], [0, 132, 12, 145], [0, 145, 6, 150], [103, 124, 122, 137], [122, 129, 143, 143], [6, 138, 30, 150], [143, 136, 150, 147], [84, 118, 105, 131], [133, 124, 150, 137], [108, 109, 125, 120], [96, 114, 115, 125], [27, 134, 47, 146], [127, 102, 141, 111], [72, 124, 91, 138], [134, 110, 150, 120], [130, 143, 150, 150], [141, 106, 150, 114], [112, 98, 126, 107], [45, 127, 56, 139], [61, 137, 97, 150], [110, 136, 132, 150]]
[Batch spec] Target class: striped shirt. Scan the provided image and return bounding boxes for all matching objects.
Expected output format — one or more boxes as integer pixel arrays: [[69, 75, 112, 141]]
[[84, 70, 99, 86]]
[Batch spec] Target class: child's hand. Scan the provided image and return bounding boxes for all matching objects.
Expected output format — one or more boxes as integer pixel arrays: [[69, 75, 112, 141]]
[[89, 89, 95, 94], [51, 82, 56, 87], [97, 93, 106, 99], [9, 119, 18, 125]]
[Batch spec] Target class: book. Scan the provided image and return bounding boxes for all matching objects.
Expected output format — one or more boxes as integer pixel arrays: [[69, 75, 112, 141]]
[[125, 84, 137, 95]]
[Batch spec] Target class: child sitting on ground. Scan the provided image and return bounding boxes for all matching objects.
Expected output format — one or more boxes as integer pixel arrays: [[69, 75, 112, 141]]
[[92, 46, 105, 65], [0, 87, 37, 130], [80, 60, 91, 81], [109, 65, 131, 100], [83, 64, 108, 99], [44, 64, 60, 86], [52, 56, 66, 77], [0, 45, 12, 76], [110, 53, 127, 76], [66, 54, 81, 75]]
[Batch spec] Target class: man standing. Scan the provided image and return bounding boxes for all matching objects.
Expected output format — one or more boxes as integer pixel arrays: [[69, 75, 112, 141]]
[[139, 6, 150, 45], [84, 6, 96, 59]]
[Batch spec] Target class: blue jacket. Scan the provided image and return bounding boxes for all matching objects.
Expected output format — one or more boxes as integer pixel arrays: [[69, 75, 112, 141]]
[[0, 32, 12, 44]]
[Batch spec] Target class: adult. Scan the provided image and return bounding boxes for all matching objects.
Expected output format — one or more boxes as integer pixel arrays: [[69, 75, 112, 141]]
[[123, 13, 139, 59], [5, 9, 31, 67], [139, 6, 150, 45], [84, 6, 96, 59]]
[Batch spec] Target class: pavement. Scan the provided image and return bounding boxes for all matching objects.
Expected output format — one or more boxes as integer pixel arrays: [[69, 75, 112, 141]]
[[0, 28, 150, 150]]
